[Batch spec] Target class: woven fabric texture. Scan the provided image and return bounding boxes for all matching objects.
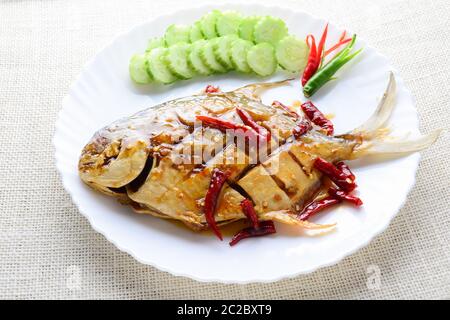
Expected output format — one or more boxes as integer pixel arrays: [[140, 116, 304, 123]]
[[0, 0, 449, 299]]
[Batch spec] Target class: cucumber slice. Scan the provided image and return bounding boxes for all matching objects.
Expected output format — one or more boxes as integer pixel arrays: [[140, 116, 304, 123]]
[[189, 21, 204, 42], [239, 16, 260, 42], [200, 10, 221, 39], [189, 40, 213, 76], [164, 24, 190, 46], [247, 43, 277, 76], [230, 38, 253, 73], [214, 35, 238, 69], [254, 16, 288, 45], [200, 39, 227, 73], [145, 37, 165, 53], [147, 48, 178, 84], [129, 54, 152, 84], [276, 36, 309, 72], [216, 11, 242, 36], [166, 44, 196, 79]]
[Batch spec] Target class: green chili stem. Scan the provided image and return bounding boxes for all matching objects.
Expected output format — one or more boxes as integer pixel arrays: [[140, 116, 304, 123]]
[[303, 35, 362, 98]]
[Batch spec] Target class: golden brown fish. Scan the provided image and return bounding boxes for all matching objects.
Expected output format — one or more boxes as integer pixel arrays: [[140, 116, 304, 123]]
[[78, 73, 439, 233]]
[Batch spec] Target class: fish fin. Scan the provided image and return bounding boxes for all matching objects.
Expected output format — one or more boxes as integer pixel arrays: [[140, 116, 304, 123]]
[[232, 78, 294, 99], [338, 72, 440, 157], [340, 72, 396, 140], [353, 130, 441, 157], [259, 210, 336, 230]]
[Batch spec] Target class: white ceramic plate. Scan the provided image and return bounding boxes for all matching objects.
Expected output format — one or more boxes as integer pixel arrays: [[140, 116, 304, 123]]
[[54, 3, 421, 283]]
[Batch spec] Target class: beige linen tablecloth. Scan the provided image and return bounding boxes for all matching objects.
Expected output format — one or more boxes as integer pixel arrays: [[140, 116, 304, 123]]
[[0, 0, 449, 299]]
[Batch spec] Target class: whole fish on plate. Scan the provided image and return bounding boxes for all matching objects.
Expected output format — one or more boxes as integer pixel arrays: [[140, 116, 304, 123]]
[[78, 73, 439, 242]]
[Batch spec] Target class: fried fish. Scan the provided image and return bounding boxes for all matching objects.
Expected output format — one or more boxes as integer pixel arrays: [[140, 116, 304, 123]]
[[79, 73, 439, 232]]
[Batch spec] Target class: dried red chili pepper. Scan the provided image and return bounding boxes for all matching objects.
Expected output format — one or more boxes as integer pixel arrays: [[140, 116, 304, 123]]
[[272, 100, 300, 119], [301, 101, 334, 135], [314, 157, 357, 192], [204, 168, 230, 240], [298, 197, 341, 221], [328, 187, 363, 206], [236, 108, 271, 142], [335, 161, 356, 181], [240, 199, 260, 229], [196, 115, 254, 134], [302, 24, 328, 86], [293, 119, 313, 139], [204, 85, 220, 93], [229, 221, 276, 246]]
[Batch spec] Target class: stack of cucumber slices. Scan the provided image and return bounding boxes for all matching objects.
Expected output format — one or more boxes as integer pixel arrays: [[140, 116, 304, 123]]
[[129, 10, 309, 84]]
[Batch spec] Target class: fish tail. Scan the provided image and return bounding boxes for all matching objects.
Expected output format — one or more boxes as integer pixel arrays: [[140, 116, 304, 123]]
[[352, 130, 441, 158], [345, 72, 397, 139], [338, 72, 440, 158]]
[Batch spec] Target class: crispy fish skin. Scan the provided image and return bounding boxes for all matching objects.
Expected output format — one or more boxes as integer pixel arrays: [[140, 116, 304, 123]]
[[78, 73, 439, 231]]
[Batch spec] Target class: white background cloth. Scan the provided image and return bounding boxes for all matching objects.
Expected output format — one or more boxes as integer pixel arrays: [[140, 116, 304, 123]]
[[0, 0, 449, 299]]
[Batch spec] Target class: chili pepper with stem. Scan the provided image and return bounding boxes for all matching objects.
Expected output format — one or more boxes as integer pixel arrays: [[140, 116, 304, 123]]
[[204, 168, 230, 240], [314, 157, 357, 192], [303, 34, 362, 98], [229, 221, 276, 246], [301, 101, 334, 135]]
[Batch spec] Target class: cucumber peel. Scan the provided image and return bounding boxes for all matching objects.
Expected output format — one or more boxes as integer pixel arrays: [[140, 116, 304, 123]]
[[129, 54, 152, 84]]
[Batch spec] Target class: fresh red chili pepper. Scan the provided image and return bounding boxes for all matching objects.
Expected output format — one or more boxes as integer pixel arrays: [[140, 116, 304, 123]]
[[204, 168, 230, 240], [302, 35, 318, 86], [229, 221, 276, 246], [302, 24, 328, 86], [236, 108, 271, 142], [335, 161, 356, 181], [317, 23, 329, 62], [324, 31, 352, 57], [339, 30, 347, 42], [204, 85, 220, 93], [301, 101, 334, 135], [328, 187, 363, 206], [293, 119, 313, 139], [240, 199, 260, 229], [298, 197, 341, 221], [272, 100, 300, 119], [303, 34, 362, 98], [314, 157, 357, 192]]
